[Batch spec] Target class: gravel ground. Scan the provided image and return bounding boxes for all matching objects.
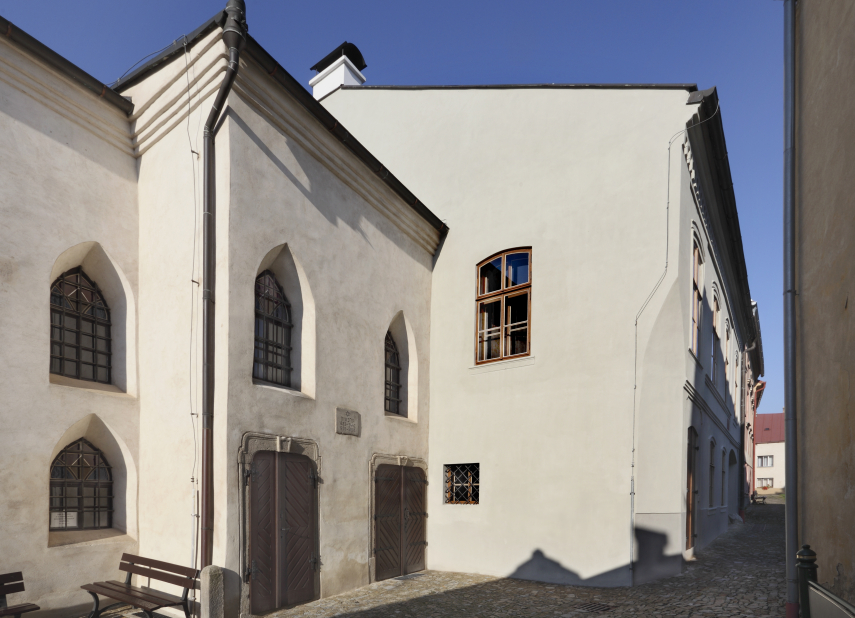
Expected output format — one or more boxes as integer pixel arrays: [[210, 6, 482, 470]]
[[93, 497, 786, 618]]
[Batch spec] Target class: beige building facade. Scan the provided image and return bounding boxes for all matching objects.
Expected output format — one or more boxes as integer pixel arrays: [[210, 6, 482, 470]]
[[793, 0, 855, 604], [0, 6, 763, 615]]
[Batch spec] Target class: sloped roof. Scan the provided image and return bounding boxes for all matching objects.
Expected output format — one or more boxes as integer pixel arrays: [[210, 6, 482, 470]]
[[755, 412, 785, 444]]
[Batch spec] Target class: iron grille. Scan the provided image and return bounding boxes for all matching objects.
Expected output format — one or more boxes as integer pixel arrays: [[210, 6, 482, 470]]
[[253, 270, 292, 387], [385, 331, 402, 414], [445, 463, 479, 504], [50, 267, 111, 384], [49, 438, 113, 530], [576, 602, 613, 613]]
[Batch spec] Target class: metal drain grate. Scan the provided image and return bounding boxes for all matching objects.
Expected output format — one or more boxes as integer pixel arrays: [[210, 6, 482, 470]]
[[576, 602, 613, 613], [394, 572, 427, 580]]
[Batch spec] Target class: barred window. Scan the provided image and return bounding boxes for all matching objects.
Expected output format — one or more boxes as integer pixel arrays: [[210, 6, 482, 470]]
[[385, 331, 402, 414], [445, 463, 479, 505], [50, 439, 113, 530], [253, 271, 292, 387], [476, 249, 531, 364], [50, 268, 111, 384]]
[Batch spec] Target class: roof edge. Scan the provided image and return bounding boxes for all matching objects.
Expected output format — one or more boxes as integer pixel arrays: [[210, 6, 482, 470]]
[[341, 83, 698, 92], [0, 14, 133, 114]]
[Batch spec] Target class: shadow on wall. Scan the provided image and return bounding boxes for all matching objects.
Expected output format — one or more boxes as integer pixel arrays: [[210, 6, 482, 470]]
[[506, 528, 682, 588]]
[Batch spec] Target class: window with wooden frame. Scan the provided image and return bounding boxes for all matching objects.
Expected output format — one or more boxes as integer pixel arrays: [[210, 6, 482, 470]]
[[50, 438, 113, 530], [253, 271, 292, 387], [691, 241, 703, 356], [475, 249, 531, 364], [708, 441, 716, 508], [384, 331, 402, 415], [444, 463, 479, 505], [711, 295, 721, 382], [50, 267, 111, 384]]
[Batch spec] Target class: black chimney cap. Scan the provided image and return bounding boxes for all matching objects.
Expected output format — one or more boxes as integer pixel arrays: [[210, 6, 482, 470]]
[[310, 42, 366, 73]]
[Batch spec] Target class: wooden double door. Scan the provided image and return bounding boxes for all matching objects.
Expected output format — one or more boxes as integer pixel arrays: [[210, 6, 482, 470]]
[[250, 451, 316, 613], [374, 465, 427, 581]]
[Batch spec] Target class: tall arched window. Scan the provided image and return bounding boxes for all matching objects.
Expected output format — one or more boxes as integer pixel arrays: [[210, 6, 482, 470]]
[[721, 449, 727, 506], [476, 248, 531, 364], [253, 271, 292, 387], [50, 267, 111, 384], [711, 294, 721, 382], [691, 240, 703, 356], [725, 321, 731, 395], [385, 331, 402, 415], [50, 438, 113, 530], [708, 440, 716, 508]]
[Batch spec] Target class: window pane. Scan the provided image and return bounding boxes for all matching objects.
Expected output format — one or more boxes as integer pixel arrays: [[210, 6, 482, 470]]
[[80, 364, 94, 380], [504, 293, 529, 356], [479, 257, 502, 295], [477, 300, 502, 361], [505, 252, 529, 288]]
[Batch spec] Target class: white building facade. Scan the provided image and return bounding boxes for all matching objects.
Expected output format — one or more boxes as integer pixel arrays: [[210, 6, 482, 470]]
[[0, 6, 762, 615]]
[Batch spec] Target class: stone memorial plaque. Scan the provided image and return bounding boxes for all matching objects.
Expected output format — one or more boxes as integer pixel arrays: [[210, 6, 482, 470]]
[[336, 408, 360, 436]]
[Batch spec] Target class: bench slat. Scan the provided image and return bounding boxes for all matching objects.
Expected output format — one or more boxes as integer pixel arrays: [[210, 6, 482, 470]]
[[0, 573, 23, 586], [119, 563, 199, 590], [120, 554, 198, 578], [0, 582, 25, 596], [101, 581, 183, 605], [0, 603, 40, 617], [81, 584, 160, 612]]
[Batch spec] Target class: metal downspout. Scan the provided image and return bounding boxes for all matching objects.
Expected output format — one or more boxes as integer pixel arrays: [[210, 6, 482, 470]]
[[200, 0, 247, 570], [783, 0, 798, 616]]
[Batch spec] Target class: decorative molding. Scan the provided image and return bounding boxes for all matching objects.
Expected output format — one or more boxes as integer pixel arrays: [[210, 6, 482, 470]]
[[684, 381, 739, 450], [366, 453, 427, 583], [237, 432, 322, 617], [703, 374, 734, 421]]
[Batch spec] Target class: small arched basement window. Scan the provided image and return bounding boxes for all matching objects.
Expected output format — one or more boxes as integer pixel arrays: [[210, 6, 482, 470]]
[[50, 267, 111, 384], [49, 438, 113, 530], [385, 331, 402, 415], [253, 270, 292, 387]]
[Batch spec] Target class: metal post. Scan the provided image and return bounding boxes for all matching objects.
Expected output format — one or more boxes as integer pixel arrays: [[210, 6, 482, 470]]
[[797, 545, 818, 618], [783, 0, 799, 616]]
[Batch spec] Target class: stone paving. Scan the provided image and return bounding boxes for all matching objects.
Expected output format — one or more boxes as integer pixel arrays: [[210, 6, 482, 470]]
[[95, 496, 786, 618]]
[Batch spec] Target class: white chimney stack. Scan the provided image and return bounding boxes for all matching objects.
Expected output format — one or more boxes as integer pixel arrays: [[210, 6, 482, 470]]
[[309, 42, 367, 101]]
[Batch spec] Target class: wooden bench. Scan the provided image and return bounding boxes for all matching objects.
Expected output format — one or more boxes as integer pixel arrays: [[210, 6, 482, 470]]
[[0, 573, 40, 618], [81, 553, 199, 618], [751, 492, 767, 505]]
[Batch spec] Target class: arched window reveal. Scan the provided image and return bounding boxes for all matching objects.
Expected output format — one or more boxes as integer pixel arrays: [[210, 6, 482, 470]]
[[691, 240, 703, 356], [50, 439, 113, 530], [385, 331, 402, 415], [253, 271, 292, 387], [476, 249, 531, 364], [711, 295, 721, 382], [50, 267, 111, 384]]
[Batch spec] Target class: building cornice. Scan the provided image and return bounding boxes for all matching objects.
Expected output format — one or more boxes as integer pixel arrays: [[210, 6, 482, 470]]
[[685, 380, 740, 449]]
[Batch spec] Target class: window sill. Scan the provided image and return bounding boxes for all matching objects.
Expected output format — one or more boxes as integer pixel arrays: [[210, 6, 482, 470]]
[[385, 411, 416, 423], [687, 348, 703, 369], [469, 355, 535, 374], [48, 528, 131, 548], [252, 380, 313, 399], [49, 374, 128, 396]]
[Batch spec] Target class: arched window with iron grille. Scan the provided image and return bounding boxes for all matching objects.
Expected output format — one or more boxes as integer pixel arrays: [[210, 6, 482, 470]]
[[385, 331, 402, 415], [49, 438, 113, 530], [50, 267, 111, 384], [253, 270, 292, 387]]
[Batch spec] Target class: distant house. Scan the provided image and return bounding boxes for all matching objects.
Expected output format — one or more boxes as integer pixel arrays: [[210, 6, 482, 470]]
[[754, 412, 784, 493]]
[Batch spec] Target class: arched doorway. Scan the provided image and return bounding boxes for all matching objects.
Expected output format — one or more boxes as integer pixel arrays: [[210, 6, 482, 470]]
[[249, 451, 317, 612], [686, 427, 699, 549]]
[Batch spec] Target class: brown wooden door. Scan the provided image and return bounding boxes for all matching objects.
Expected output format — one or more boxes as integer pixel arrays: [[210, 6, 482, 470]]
[[403, 467, 427, 574], [250, 451, 316, 613], [686, 427, 698, 550], [374, 465, 426, 581]]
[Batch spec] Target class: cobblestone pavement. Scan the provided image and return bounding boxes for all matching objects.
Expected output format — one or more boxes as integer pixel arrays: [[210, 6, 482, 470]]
[[95, 498, 786, 618]]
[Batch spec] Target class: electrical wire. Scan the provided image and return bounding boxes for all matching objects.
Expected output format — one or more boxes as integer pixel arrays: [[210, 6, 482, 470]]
[[111, 39, 181, 88]]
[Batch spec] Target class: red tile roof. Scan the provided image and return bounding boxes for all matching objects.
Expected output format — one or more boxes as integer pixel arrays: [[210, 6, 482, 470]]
[[755, 412, 785, 444]]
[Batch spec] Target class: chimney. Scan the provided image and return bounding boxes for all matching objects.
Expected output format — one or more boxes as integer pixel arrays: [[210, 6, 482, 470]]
[[309, 42, 367, 100]]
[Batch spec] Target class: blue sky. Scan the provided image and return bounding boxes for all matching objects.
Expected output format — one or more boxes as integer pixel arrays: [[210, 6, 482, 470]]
[[1, 1, 784, 414]]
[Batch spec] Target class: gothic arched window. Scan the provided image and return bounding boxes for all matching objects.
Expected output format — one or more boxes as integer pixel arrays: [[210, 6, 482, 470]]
[[385, 331, 402, 414], [50, 439, 113, 530], [50, 267, 111, 384], [253, 270, 292, 387]]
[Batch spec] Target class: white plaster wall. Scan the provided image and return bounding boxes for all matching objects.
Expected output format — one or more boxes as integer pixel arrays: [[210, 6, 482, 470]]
[[325, 87, 708, 585], [755, 441, 785, 491], [0, 36, 140, 613], [219, 65, 437, 600]]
